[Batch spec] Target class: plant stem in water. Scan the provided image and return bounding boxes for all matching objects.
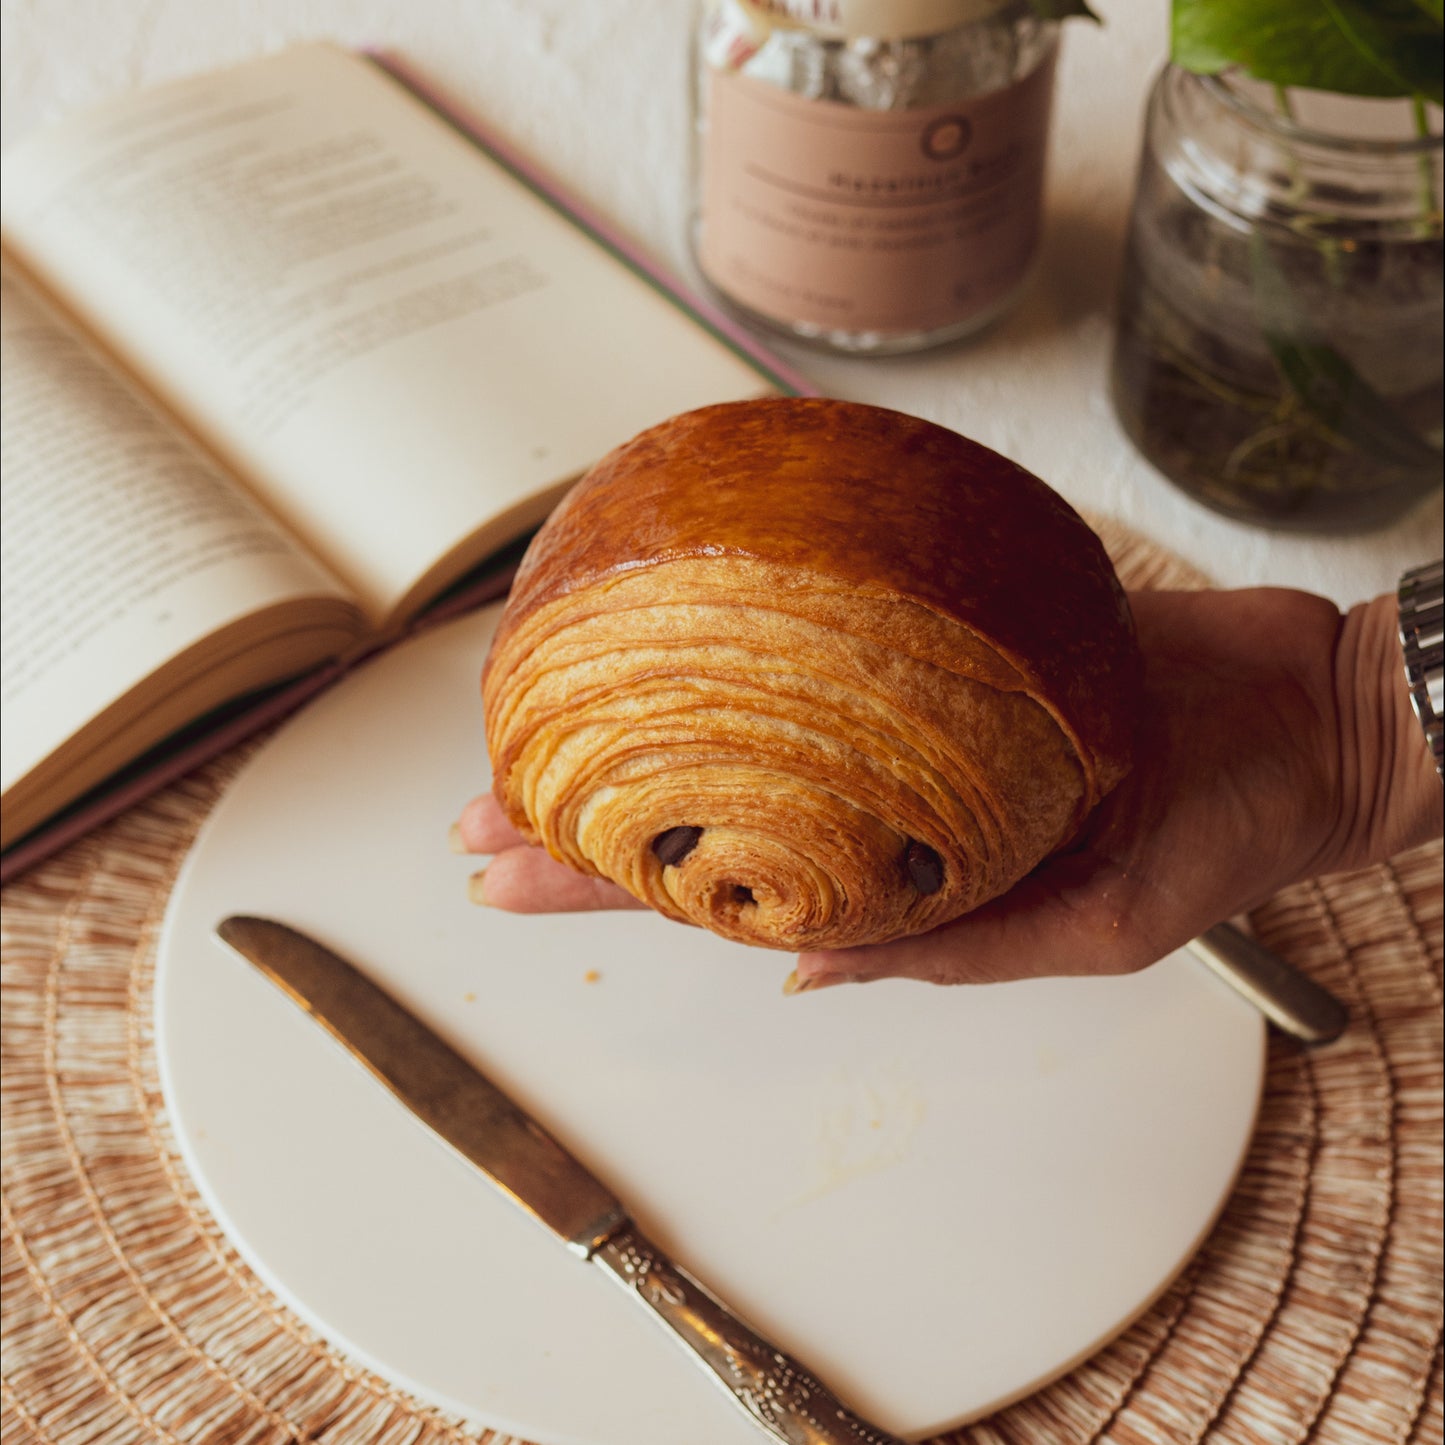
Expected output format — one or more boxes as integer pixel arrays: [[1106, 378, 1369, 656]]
[[1412, 94, 1440, 228]]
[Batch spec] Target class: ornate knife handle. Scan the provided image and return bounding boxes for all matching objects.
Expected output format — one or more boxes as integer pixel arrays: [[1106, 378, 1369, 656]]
[[593, 1225, 909, 1445]]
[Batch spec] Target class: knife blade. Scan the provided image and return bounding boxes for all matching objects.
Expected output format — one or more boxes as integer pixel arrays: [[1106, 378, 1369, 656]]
[[216, 916, 908, 1445], [1186, 921, 1348, 1044]]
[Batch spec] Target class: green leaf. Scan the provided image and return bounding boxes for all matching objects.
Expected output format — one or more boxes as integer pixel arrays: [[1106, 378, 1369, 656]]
[[1027, 0, 1101, 20], [1249, 232, 1443, 471], [1321, 0, 1444, 102], [1172, 0, 1443, 103]]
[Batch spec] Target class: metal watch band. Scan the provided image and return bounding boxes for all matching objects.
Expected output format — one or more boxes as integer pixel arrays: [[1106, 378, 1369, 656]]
[[1398, 559, 1444, 780]]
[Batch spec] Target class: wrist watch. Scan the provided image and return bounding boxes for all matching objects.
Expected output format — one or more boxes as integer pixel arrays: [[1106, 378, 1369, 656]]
[[1398, 559, 1444, 780]]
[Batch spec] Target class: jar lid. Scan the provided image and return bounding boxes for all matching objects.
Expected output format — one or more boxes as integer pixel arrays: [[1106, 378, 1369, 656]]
[[736, 0, 1015, 41]]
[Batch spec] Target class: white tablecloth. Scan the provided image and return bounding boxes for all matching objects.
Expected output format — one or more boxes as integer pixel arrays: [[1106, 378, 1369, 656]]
[[4, 0, 1438, 608]]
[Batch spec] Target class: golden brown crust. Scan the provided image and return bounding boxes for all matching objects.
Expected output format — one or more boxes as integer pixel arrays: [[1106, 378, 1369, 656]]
[[491, 398, 1139, 796], [482, 398, 1142, 951]]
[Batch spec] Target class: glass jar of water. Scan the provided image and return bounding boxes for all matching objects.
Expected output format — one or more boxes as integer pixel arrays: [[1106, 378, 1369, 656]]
[[1110, 64, 1443, 532]]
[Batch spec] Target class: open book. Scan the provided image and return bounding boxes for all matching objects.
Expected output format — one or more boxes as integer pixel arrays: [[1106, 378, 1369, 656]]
[[0, 43, 804, 874]]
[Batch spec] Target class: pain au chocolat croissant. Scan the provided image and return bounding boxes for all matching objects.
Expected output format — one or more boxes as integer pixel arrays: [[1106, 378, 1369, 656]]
[[481, 398, 1141, 952]]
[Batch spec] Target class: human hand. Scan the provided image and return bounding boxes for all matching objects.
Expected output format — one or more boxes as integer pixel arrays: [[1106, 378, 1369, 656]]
[[453, 586, 1443, 988], [455, 793, 644, 914]]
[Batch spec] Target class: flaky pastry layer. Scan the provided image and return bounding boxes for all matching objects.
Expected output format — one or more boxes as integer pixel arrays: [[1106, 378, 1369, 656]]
[[487, 559, 1087, 949]]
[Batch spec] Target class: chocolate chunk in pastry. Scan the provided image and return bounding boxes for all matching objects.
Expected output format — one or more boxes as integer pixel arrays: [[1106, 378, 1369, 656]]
[[482, 398, 1142, 952]]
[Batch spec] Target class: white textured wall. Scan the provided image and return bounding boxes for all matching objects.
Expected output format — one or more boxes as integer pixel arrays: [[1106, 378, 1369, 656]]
[[4, 0, 1438, 606]]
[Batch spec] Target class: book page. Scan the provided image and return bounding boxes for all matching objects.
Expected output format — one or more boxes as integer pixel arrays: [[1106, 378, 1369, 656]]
[[0, 43, 778, 628], [0, 269, 362, 837]]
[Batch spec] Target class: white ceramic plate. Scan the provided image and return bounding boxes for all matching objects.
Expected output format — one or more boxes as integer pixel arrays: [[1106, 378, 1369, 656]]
[[155, 602, 1264, 1445]]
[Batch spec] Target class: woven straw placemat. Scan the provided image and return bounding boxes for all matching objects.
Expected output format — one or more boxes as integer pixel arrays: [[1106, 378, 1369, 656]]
[[3, 522, 1442, 1445]]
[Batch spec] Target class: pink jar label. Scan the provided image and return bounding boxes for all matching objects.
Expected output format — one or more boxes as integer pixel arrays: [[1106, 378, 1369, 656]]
[[697, 53, 1056, 335]]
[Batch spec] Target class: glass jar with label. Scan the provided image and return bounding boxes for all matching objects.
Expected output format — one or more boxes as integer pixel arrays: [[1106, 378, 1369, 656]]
[[690, 0, 1061, 354]]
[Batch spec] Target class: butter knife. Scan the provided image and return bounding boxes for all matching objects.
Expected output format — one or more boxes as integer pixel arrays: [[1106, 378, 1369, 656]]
[[216, 916, 907, 1445], [1186, 921, 1348, 1045]]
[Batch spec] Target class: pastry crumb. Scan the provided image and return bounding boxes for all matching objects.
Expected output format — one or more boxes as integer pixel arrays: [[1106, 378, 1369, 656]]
[[463, 991, 477, 1003], [583, 969, 602, 984]]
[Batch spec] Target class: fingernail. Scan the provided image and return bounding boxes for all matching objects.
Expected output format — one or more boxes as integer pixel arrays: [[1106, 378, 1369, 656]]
[[466, 869, 490, 905], [783, 969, 856, 996], [448, 822, 468, 854]]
